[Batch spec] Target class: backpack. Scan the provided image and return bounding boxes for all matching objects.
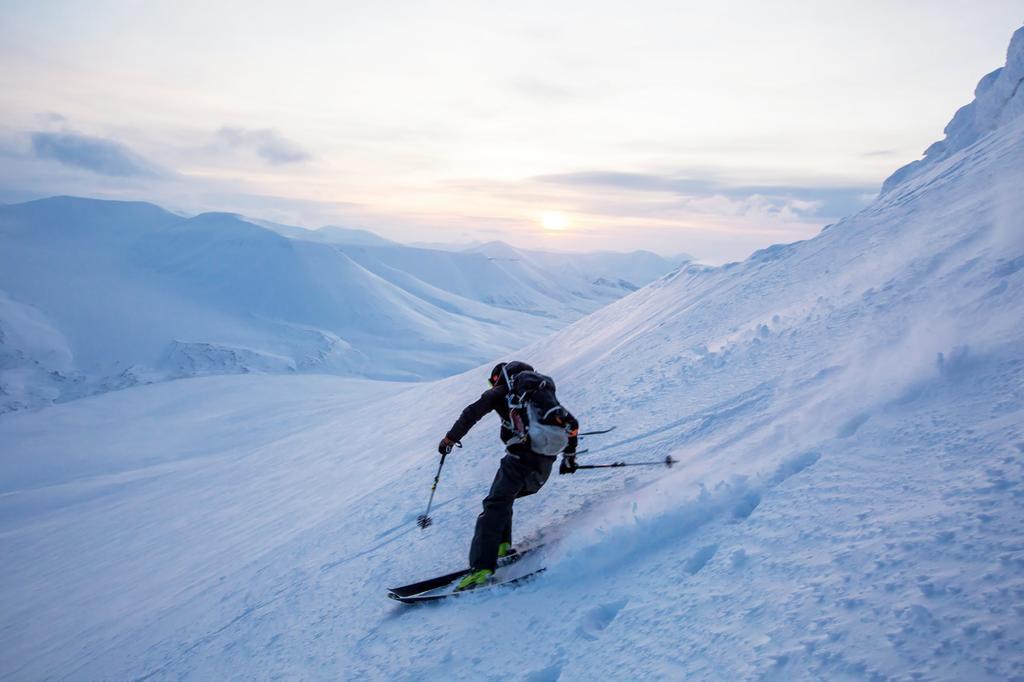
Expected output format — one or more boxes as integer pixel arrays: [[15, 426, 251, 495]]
[[504, 370, 571, 456]]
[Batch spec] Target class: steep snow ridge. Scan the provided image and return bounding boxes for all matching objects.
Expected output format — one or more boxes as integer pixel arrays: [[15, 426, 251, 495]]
[[883, 24, 1024, 193], [498, 111, 1024, 679]]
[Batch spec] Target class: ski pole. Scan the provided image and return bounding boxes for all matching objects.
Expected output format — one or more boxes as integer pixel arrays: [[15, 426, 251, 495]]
[[573, 455, 676, 471], [417, 442, 460, 529]]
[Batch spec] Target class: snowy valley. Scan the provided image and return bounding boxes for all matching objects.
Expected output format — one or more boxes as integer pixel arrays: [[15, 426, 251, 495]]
[[0, 199, 680, 412], [2, 25, 1024, 682]]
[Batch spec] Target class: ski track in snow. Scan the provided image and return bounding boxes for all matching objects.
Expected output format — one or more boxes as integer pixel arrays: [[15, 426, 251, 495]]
[[3, 38, 1024, 681]]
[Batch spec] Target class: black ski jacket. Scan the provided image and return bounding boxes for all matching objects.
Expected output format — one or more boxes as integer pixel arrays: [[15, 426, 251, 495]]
[[446, 385, 578, 456]]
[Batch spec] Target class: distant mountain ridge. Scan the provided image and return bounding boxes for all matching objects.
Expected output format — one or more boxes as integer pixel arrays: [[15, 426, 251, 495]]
[[0, 196, 685, 412], [258, 220, 398, 247]]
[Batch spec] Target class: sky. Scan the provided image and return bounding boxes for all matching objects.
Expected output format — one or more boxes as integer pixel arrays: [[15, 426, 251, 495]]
[[0, 1, 1021, 262]]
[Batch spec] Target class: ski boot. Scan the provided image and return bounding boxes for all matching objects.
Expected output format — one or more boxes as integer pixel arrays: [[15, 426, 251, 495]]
[[498, 542, 514, 559], [454, 568, 493, 592]]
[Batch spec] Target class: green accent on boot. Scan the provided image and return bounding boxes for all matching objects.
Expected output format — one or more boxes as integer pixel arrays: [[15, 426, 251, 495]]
[[455, 568, 493, 592], [497, 542, 512, 558]]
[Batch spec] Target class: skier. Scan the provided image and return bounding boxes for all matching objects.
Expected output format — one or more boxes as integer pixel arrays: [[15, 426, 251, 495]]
[[438, 360, 579, 591]]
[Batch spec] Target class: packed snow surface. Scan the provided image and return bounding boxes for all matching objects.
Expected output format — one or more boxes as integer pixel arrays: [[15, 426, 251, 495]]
[[2, 29, 1024, 682]]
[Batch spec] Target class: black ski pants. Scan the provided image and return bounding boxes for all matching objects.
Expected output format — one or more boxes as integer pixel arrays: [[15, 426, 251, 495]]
[[469, 451, 554, 571]]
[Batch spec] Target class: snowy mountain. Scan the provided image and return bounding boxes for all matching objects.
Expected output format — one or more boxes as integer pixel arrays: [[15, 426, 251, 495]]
[[465, 241, 686, 298], [471, 241, 690, 284], [2, 27, 1024, 682], [882, 26, 1024, 194], [278, 231, 682, 313], [259, 220, 399, 247], [0, 198, 681, 412]]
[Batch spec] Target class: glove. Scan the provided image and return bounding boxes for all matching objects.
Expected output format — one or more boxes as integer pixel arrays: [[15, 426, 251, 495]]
[[438, 436, 458, 456], [559, 453, 578, 475]]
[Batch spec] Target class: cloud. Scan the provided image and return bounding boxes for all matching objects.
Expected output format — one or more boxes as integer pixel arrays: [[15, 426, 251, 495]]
[[216, 127, 310, 165], [534, 170, 875, 219], [730, 186, 876, 218], [30, 131, 164, 177], [536, 171, 716, 194]]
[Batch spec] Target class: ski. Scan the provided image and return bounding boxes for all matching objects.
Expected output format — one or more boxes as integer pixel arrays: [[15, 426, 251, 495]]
[[390, 567, 546, 604], [387, 545, 544, 603], [578, 426, 616, 437]]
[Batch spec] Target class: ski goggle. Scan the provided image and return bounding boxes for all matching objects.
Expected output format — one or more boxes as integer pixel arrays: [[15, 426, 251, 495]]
[[489, 363, 509, 388]]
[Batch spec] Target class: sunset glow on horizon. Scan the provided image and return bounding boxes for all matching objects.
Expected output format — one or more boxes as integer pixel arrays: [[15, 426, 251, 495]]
[[541, 212, 570, 232], [0, 2, 1020, 262]]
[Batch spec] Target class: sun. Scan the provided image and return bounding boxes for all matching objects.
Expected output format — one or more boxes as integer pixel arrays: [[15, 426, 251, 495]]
[[540, 212, 570, 231]]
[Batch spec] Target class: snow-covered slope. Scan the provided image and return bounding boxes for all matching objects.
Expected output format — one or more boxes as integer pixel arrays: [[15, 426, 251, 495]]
[[882, 25, 1024, 193], [0, 199, 679, 412], [2, 28, 1024, 682]]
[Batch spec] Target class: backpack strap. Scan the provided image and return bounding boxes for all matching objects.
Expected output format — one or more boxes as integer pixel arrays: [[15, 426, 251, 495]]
[[541, 405, 563, 421]]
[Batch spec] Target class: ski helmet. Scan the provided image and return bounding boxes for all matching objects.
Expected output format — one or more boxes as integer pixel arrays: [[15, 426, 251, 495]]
[[488, 362, 506, 387], [488, 360, 534, 387]]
